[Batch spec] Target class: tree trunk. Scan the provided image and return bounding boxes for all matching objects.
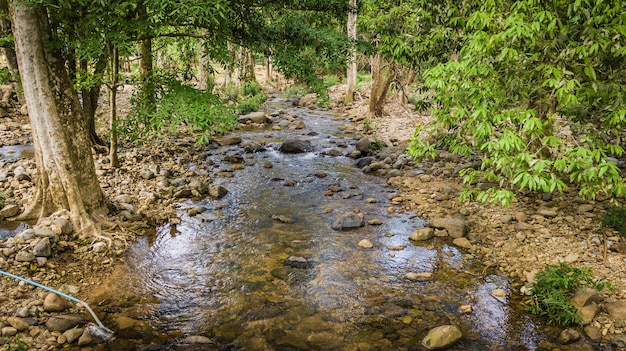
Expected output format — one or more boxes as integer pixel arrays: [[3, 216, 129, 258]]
[[10, 1, 108, 236], [399, 69, 416, 105], [345, 0, 357, 105], [80, 56, 109, 152], [369, 51, 396, 118], [265, 51, 273, 83], [141, 36, 155, 111], [109, 45, 119, 168]]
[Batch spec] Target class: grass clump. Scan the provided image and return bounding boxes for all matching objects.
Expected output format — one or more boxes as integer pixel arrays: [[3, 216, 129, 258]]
[[602, 205, 626, 236], [525, 262, 612, 326]]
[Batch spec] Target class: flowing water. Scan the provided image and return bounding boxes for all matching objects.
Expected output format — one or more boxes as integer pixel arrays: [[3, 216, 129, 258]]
[[91, 98, 583, 350]]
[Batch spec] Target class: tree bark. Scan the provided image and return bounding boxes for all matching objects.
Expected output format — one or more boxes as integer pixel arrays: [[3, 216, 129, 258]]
[[345, 0, 357, 105], [80, 56, 109, 152], [10, 1, 108, 236], [369, 49, 396, 117], [109, 45, 119, 168]]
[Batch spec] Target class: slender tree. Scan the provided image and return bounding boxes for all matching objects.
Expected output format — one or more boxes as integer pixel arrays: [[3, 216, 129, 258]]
[[345, 0, 357, 104]]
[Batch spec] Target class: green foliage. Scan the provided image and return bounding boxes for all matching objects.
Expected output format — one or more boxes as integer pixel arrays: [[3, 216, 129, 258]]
[[122, 72, 238, 144], [525, 263, 612, 326], [237, 94, 268, 115], [0, 67, 15, 84], [409, 0, 626, 205], [241, 81, 262, 97], [322, 74, 340, 88], [602, 205, 626, 236], [285, 85, 308, 96]]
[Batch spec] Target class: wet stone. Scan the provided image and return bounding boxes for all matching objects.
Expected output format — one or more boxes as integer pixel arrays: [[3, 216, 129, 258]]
[[45, 315, 83, 333], [285, 256, 312, 269], [558, 328, 581, 344], [331, 213, 364, 231], [409, 228, 434, 241], [422, 325, 462, 350]]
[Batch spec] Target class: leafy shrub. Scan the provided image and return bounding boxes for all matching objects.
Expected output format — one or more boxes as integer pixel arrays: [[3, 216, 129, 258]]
[[237, 94, 268, 115], [0, 67, 14, 84], [322, 74, 340, 88], [525, 263, 612, 326], [602, 206, 626, 236], [241, 81, 262, 97], [122, 73, 238, 144]]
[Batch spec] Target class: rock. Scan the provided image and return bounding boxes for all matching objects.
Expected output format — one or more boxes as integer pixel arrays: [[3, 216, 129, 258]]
[[563, 252, 578, 263], [499, 215, 514, 224], [183, 335, 215, 344], [409, 228, 434, 241], [458, 305, 473, 314], [0, 204, 20, 218], [279, 139, 313, 153], [189, 180, 208, 194], [54, 218, 73, 235], [215, 136, 242, 146], [612, 334, 626, 348], [139, 170, 155, 180], [358, 239, 374, 249], [6, 316, 29, 331], [1, 326, 17, 337], [537, 209, 558, 218], [240, 111, 267, 124], [452, 237, 472, 249], [307, 332, 344, 350], [77, 331, 96, 346], [63, 327, 84, 343], [605, 300, 626, 320], [285, 256, 311, 269], [173, 189, 193, 198], [33, 237, 52, 257], [331, 213, 364, 231], [298, 93, 317, 106], [288, 120, 305, 129], [570, 287, 600, 308], [44, 293, 70, 312], [422, 325, 462, 350], [272, 214, 294, 223], [558, 328, 580, 344], [577, 204, 594, 213], [368, 219, 383, 225], [208, 185, 228, 198], [92, 241, 107, 252], [491, 289, 507, 298], [429, 217, 466, 238], [15, 251, 35, 262], [353, 156, 375, 168], [579, 303, 598, 325], [584, 325, 602, 341], [406, 272, 432, 280], [356, 138, 372, 154], [514, 222, 534, 231]]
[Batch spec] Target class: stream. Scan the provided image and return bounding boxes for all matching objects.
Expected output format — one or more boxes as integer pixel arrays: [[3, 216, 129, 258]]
[[89, 96, 566, 351]]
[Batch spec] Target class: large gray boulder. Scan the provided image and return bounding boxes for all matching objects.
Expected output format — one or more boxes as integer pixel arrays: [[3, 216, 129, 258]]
[[429, 217, 466, 238], [279, 139, 313, 153]]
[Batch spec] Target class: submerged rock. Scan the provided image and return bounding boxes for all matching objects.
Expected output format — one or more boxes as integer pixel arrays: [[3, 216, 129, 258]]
[[422, 325, 462, 350], [331, 213, 364, 230]]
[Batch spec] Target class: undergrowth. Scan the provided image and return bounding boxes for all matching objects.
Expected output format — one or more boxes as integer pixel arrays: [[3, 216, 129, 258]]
[[602, 205, 626, 236], [525, 262, 612, 326]]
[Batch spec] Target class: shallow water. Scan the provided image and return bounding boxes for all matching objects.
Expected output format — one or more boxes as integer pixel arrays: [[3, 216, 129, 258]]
[[97, 97, 593, 350]]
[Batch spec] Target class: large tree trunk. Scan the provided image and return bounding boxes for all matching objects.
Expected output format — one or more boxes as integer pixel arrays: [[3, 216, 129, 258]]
[[344, 0, 357, 105], [10, 1, 108, 237], [109, 45, 119, 168]]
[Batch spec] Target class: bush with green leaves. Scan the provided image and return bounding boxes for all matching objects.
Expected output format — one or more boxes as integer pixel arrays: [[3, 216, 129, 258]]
[[237, 94, 268, 115], [525, 262, 612, 326], [122, 73, 238, 144], [408, 0, 626, 206]]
